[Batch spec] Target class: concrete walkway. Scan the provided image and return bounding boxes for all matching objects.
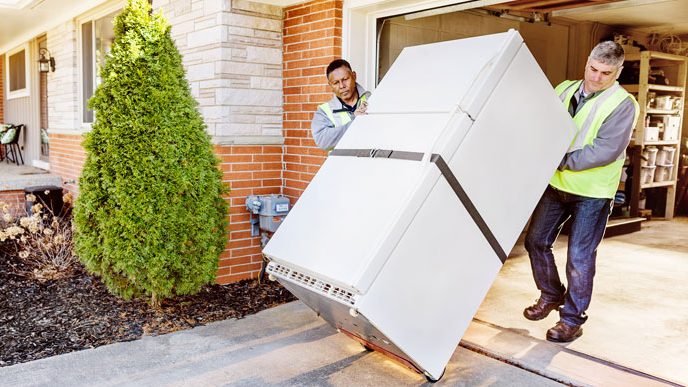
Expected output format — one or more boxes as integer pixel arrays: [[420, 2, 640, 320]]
[[1, 219, 685, 386], [0, 300, 673, 387], [0, 302, 559, 387]]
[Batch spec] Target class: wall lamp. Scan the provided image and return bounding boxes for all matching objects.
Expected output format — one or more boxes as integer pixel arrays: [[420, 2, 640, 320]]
[[38, 48, 55, 73]]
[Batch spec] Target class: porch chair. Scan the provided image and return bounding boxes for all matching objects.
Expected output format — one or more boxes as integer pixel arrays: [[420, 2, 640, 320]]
[[2, 124, 25, 165]]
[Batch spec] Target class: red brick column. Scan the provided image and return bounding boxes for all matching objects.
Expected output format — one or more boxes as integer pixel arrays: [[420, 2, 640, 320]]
[[282, 0, 343, 201], [49, 133, 87, 194], [216, 144, 283, 284]]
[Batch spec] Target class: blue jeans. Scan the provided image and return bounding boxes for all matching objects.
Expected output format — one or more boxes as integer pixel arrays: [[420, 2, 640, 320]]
[[525, 185, 612, 326]]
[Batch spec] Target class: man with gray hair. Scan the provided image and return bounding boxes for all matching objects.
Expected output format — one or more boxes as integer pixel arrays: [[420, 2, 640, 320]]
[[522, 41, 639, 342]]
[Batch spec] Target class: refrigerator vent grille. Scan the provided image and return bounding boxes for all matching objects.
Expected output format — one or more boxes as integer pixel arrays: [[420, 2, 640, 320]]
[[267, 262, 357, 306]]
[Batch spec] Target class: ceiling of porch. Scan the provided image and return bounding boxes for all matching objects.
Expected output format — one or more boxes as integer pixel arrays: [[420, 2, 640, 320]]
[[0, 0, 110, 53]]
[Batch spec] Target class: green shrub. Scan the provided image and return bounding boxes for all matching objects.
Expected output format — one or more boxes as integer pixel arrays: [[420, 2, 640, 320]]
[[74, 0, 228, 305]]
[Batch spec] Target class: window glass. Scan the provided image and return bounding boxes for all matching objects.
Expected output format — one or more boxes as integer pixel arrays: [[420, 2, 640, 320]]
[[9, 50, 26, 92], [82, 10, 119, 123]]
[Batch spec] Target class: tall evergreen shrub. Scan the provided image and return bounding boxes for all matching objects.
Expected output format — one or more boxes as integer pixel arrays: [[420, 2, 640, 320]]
[[74, 0, 228, 305]]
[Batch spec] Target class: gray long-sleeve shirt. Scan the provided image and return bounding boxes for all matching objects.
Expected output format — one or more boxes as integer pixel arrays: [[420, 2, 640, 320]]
[[311, 83, 370, 150], [559, 83, 637, 171]]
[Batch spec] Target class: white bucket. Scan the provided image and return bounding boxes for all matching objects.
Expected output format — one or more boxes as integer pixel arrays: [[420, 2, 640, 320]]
[[642, 146, 658, 166], [656, 146, 676, 166], [654, 164, 674, 182], [641, 165, 656, 185]]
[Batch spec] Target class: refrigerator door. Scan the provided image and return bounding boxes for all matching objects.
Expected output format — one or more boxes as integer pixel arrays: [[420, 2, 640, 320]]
[[449, 44, 578, 254]]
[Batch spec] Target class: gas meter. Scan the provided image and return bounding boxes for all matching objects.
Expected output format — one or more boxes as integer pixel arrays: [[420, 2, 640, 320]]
[[245, 194, 290, 237]]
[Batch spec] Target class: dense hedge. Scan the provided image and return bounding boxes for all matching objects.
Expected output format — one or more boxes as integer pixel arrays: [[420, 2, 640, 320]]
[[74, 0, 228, 304]]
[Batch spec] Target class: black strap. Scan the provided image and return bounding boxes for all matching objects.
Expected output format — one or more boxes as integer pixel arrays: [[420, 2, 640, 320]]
[[331, 148, 507, 263], [330, 148, 424, 161], [430, 154, 507, 263]]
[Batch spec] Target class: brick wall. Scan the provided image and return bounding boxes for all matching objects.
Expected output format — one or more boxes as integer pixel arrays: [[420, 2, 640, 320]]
[[49, 133, 86, 194], [282, 0, 342, 201], [216, 144, 283, 284]]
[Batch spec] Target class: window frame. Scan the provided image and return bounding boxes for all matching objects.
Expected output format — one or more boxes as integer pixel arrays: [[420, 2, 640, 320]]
[[77, 2, 122, 128], [5, 44, 31, 100]]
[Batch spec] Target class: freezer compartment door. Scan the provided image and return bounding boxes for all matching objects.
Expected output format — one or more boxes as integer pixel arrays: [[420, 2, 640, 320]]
[[449, 44, 578, 254], [369, 30, 522, 116], [263, 156, 433, 293], [335, 112, 454, 153]]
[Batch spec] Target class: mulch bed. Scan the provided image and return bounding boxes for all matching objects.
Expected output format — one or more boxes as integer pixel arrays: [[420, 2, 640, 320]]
[[0, 253, 296, 367]]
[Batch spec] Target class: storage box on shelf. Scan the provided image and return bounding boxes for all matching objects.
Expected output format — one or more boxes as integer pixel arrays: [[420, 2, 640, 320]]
[[622, 51, 687, 219]]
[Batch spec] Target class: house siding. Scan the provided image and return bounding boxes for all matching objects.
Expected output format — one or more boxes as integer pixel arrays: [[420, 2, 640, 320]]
[[282, 0, 342, 201], [23, 0, 292, 284], [0, 55, 4, 122], [4, 0, 348, 284]]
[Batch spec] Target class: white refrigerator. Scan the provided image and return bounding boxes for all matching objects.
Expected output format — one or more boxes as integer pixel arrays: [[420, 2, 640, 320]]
[[263, 30, 577, 381]]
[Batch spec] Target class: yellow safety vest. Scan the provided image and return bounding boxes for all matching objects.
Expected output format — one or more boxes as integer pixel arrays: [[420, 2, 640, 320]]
[[549, 80, 639, 199], [318, 93, 369, 127]]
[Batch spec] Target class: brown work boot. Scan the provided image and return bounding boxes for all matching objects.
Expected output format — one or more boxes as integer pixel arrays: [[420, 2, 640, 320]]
[[546, 321, 583, 342], [523, 297, 564, 321]]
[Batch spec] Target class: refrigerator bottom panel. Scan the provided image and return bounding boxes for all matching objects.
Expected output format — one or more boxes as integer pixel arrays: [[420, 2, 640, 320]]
[[275, 278, 431, 379]]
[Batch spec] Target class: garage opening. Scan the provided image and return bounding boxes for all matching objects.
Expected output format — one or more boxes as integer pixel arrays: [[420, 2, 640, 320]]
[[374, 1, 688, 384]]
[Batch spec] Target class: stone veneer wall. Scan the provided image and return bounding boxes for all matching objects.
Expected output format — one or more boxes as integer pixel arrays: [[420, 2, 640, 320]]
[[155, 0, 285, 283], [282, 0, 342, 201]]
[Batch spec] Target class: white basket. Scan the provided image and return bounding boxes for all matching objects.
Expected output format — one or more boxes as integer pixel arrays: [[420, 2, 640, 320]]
[[663, 116, 681, 141], [644, 127, 660, 142]]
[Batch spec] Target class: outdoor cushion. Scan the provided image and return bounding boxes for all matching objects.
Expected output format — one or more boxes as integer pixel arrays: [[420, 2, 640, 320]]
[[1, 127, 17, 144]]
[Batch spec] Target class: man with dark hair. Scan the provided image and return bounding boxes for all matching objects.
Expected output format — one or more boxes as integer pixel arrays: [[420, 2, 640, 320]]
[[523, 41, 639, 342], [311, 59, 371, 150]]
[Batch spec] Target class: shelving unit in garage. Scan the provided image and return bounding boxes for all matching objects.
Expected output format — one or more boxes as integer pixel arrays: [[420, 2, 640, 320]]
[[622, 50, 687, 220]]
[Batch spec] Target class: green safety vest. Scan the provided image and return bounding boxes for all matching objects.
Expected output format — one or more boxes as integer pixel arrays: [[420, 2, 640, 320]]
[[318, 93, 369, 127], [549, 80, 639, 199]]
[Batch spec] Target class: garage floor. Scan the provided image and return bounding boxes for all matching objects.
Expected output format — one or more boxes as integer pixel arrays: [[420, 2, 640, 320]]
[[474, 216, 688, 385]]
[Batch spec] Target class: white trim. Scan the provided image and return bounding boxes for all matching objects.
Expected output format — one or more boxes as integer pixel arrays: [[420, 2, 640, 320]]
[[238, 0, 302, 6], [5, 44, 31, 99], [76, 1, 123, 126], [343, 0, 515, 88], [0, 0, 33, 9]]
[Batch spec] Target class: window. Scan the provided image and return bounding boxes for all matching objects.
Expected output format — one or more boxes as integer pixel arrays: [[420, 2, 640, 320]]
[[81, 10, 118, 123], [6, 46, 30, 99]]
